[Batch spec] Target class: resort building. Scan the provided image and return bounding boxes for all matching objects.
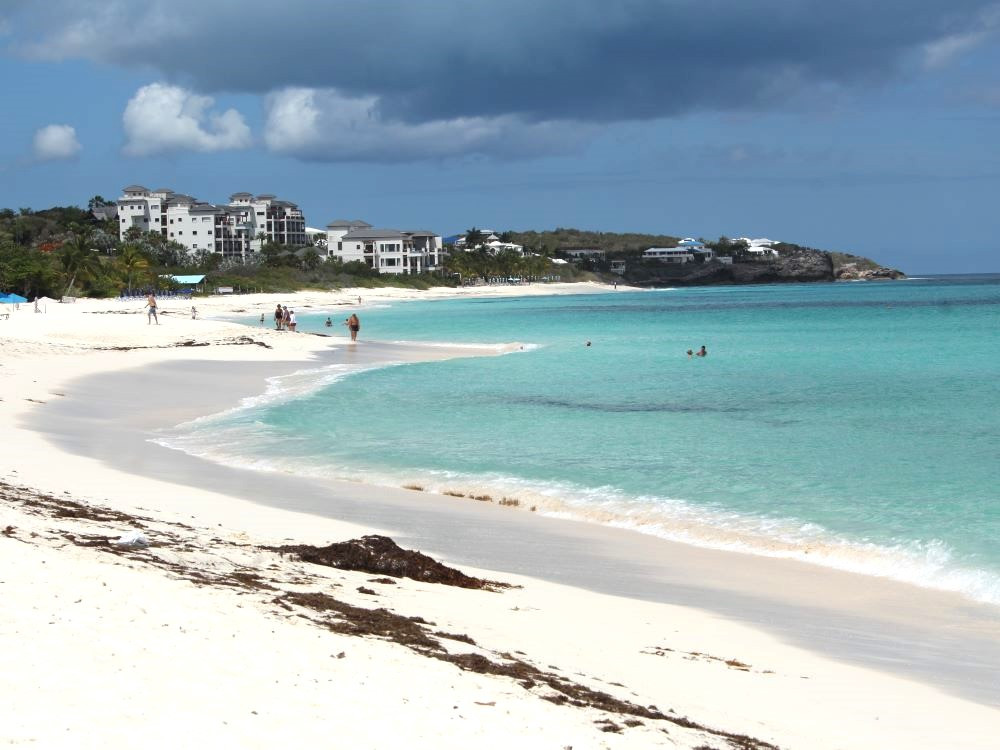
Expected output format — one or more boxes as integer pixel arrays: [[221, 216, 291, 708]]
[[564, 248, 605, 262], [643, 247, 695, 263], [115, 186, 307, 261], [325, 220, 444, 275], [643, 238, 714, 264]]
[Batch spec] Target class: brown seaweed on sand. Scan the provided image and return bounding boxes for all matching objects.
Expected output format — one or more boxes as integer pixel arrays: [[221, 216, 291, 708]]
[[268, 534, 514, 591]]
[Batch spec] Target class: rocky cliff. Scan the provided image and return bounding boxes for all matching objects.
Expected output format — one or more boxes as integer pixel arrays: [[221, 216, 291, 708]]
[[834, 263, 906, 280], [624, 250, 834, 287], [622, 250, 904, 287]]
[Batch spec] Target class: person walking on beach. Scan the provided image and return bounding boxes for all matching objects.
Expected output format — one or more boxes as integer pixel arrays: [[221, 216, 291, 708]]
[[288, 309, 297, 332], [259, 313, 265, 326], [345, 313, 360, 342], [281, 305, 290, 331], [145, 293, 159, 325], [274, 304, 283, 330]]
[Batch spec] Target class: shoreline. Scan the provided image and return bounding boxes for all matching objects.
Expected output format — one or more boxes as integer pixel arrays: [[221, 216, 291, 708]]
[[3, 284, 1000, 746], [27, 355, 1000, 706], [150, 330, 1000, 613]]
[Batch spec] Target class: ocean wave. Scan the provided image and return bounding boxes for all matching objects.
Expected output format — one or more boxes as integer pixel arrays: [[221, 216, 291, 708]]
[[144, 427, 1000, 607]]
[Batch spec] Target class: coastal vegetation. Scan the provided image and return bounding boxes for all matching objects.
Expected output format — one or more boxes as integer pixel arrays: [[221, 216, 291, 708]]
[[508, 227, 682, 255], [0, 201, 898, 299]]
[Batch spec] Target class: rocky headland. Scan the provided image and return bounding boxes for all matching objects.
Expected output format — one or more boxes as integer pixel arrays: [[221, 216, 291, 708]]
[[622, 250, 904, 288]]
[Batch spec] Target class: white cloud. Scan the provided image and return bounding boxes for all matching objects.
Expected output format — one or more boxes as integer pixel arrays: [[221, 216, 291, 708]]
[[923, 5, 1000, 68], [923, 30, 990, 68], [33, 124, 81, 160], [263, 87, 588, 162], [123, 83, 251, 156]]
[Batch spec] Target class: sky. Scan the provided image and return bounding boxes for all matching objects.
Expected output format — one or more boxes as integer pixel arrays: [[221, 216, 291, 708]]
[[1, 1, 998, 273]]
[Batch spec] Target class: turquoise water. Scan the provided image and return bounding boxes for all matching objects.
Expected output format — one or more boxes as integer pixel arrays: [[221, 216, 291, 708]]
[[164, 277, 1000, 603]]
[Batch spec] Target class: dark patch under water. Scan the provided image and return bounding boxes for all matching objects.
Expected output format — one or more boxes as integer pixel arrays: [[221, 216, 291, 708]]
[[495, 395, 750, 414]]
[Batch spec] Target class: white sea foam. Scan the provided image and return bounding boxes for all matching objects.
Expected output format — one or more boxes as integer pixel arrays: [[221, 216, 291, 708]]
[[148, 423, 1000, 604], [152, 421, 1000, 608], [159, 362, 378, 433]]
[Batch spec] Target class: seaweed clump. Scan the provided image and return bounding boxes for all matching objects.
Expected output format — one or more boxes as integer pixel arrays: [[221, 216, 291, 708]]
[[268, 534, 513, 591]]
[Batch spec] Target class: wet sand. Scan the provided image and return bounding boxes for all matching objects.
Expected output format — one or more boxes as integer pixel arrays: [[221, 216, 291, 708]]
[[28, 346, 1000, 707]]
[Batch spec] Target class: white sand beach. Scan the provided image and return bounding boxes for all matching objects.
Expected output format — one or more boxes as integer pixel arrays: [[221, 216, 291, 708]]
[[2, 284, 1000, 749]]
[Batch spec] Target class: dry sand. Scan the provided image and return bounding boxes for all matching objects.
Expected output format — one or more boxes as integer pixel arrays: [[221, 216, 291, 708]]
[[2, 284, 999, 749]]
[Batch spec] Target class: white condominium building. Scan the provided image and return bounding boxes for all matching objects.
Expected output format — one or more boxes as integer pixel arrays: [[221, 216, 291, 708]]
[[116, 186, 307, 261], [325, 219, 444, 275]]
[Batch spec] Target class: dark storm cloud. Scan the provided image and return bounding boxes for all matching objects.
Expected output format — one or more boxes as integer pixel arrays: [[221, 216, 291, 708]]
[[8, 0, 999, 123]]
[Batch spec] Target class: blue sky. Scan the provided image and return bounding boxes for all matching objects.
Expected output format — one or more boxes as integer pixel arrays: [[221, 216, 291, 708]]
[[1, 0, 998, 273]]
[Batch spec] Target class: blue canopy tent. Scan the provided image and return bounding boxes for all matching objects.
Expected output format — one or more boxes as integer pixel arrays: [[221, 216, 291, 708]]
[[0, 292, 27, 316]]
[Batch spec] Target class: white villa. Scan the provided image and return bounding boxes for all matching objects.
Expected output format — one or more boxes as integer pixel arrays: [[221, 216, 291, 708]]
[[325, 220, 444, 275], [643, 237, 716, 264], [116, 186, 307, 261], [736, 237, 779, 258], [453, 229, 524, 256], [643, 247, 695, 263]]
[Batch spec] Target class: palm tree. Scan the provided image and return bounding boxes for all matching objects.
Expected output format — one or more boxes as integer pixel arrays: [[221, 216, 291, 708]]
[[58, 233, 101, 297], [464, 227, 486, 249], [117, 244, 150, 295]]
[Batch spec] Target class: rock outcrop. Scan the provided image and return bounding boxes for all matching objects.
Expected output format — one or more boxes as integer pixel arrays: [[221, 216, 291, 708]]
[[834, 263, 906, 280], [625, 250, 835, 287]]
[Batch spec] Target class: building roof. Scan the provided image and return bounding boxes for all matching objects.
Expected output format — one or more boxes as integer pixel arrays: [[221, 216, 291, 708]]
[[255, 193, 276, 200], [151, 188, 174, 194], [122, 185, 149, 193], [230, 192, 252, 199], [326, 219, 372, 229]]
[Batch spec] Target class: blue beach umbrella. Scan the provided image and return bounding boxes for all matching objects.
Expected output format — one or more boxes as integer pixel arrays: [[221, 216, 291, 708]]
[[0, 293, 28, 304]]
